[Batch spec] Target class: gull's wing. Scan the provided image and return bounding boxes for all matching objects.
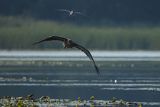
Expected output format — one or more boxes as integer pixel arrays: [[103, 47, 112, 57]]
[[57, 9, 70, 13], [71, 41, 100, 74], [74, 12, 89, 17], [74, 12, 84, 15], [33, 36, 67, 45]]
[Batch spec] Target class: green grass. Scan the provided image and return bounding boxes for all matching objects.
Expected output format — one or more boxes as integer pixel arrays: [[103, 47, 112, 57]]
[[0, 16, 160, 50]]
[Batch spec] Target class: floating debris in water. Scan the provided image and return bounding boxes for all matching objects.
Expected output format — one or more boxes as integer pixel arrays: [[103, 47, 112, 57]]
[[0, 95, 142, 107]]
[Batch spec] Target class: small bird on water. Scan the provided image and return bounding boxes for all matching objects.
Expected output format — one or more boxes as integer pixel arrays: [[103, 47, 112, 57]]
[[33, 35, 100, 74]]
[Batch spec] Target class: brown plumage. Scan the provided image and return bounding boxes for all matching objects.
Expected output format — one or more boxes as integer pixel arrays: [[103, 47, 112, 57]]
[[33, 35, 100, 74]]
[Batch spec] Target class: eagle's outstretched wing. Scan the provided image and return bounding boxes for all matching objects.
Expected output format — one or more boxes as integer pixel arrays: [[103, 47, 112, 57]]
[[33, 36, 67, 45], [33, 35, 100, 74], [71, 41, 100, 74]]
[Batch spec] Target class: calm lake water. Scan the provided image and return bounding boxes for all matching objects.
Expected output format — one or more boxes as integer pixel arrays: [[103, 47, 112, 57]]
[[0, 50, 160, 106]]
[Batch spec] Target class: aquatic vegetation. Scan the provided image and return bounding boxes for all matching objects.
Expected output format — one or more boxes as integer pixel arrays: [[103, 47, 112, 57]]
[[90, 96, 95, 101], [0, 95, 142, 107], [111, 97, 117, 103]]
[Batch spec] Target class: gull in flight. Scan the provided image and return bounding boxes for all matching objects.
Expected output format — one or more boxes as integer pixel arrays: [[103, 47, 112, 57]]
[[33, 35, 100, 74], [57, 9, 86, 16]]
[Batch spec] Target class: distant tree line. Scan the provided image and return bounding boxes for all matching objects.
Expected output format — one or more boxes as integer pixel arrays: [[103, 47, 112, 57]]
[[0, 16, 160, 50], [0, 0, 160, 24]]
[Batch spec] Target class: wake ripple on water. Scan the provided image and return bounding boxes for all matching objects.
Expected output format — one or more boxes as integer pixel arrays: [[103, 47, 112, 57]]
[[0, 77, 160, 92], [101, 87, 160, 92]]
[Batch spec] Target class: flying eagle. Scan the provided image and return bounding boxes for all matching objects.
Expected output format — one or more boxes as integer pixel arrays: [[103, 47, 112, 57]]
[[33, 36, 100, 74]]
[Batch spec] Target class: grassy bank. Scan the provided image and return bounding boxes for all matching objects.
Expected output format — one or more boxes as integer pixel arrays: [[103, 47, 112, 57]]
[[0, 16, 160, 50]]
